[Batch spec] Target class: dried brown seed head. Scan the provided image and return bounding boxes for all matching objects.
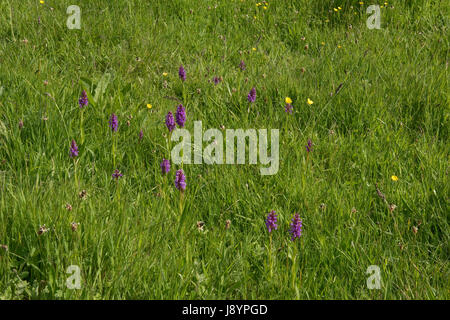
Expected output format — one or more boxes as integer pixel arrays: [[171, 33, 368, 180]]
[[38, 225, 49, 235], [196, 221, 205, 232], [78, 190, 87, 200], [71, 222, 79, 232], [375, 183, 386, 201]]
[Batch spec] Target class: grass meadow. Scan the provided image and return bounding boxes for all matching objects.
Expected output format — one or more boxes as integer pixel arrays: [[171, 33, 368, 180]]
[[0, 0, 448, 299]]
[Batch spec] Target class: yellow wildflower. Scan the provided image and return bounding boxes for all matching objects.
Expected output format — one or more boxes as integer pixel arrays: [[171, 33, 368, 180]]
[[307, 98, 314, 105], [285, 97, 292, 104], [147, 104, 152, 109], [391, 175, 399, 181]]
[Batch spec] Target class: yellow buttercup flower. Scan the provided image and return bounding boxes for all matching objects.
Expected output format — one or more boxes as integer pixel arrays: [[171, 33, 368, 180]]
[[307, 98, 314, 105], [338, 7, 342, 10], [337, 45, 342, 48], [285, 97, 292, 104], [40, 0, 45, 3], [147, 104, 152, 109], [359, 1, 364, 5], [391, 175, 399, 181], [162, 72, 168, 77], [334, 8, 338, 12], [252, 47, 256, 51], [321, 41, 325, 45]]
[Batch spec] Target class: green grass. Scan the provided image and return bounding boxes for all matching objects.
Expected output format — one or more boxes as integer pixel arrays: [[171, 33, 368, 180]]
[[0, 0, 448, 299]]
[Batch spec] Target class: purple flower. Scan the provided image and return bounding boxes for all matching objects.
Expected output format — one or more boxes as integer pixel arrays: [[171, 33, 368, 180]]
[[306, 139, 312, 152], [78, 90, 88, 109], [289, 213, 302, 241], [165, 111, 176, 132], [239, 60, 246, 71], [175, 104, 186, 128], [247, 87, 256, 103], [285, 104, 293, 114], [175, 169, 186, 191], [69, 139, 79, 158], [112, 169, 123, 180], [265, 210, 278, 233], [138, 129, 143, 142], [19, 120, 24, 129], [213, 76, 222, 85], [109, 113, 118, 132], [179, 65, 186, 82], [160, 159, 170, 175]]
